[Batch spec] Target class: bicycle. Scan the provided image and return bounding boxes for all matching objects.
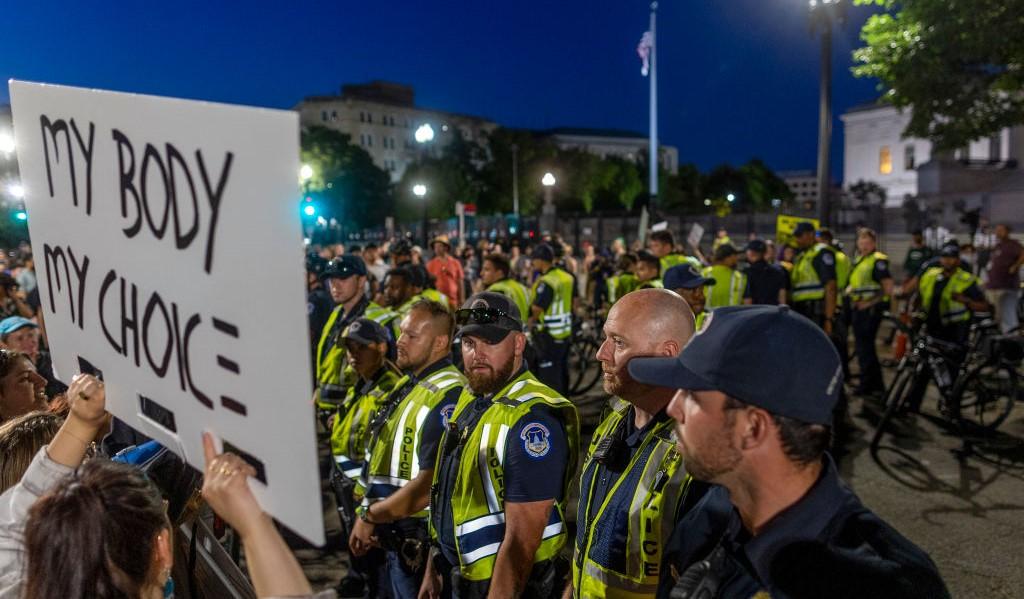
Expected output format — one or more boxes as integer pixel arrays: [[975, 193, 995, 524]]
[[870, 315, 1021, 450], [568, 307, 604, 397]]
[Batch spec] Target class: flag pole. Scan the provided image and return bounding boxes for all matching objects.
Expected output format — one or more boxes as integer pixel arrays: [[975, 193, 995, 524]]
[[648, 1, 658, 211]]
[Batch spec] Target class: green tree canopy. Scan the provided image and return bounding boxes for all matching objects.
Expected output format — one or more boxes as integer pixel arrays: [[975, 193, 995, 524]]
[[852, 0, 1024, 151], [300, 126, 393, 229]]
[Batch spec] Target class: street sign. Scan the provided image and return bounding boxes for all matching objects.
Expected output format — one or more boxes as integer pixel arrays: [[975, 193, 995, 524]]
[[9, 81, 324, 545]]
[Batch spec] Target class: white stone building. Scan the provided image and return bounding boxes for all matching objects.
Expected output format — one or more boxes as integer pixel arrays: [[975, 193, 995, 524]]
[[543, 127, 679, 175]]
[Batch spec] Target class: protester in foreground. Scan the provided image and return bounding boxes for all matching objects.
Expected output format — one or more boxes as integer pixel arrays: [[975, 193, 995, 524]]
[[567, 289, 706, 598], [628, 305, 950, 599], [985, 223, 1023, 333], [663, 264, 715, 329], [0, 350, 49, 424], [0, 411, 61, 494], [422, 292, 579, 599]]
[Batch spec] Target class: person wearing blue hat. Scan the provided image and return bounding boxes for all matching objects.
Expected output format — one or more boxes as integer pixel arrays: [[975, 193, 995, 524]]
[[313, 255, 370, 416], [0, 316, 66, 399], [627, 306, 949, 599], [917, 242, 988, 346], [528, 243, 575, 394], [743, 239, 789, 305], [305, 253, 333, 379], [789, 221, 839, 334], [663, 263, 715, 329]]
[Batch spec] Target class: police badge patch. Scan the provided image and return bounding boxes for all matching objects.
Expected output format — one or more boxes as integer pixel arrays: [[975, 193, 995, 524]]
[[520, 422, 551, 458], [440, 403, 456, 427]]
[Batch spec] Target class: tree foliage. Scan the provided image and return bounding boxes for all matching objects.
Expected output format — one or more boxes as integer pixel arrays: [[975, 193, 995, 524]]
[[852, 0, 1024, 151], [300, 126, 393, 229]]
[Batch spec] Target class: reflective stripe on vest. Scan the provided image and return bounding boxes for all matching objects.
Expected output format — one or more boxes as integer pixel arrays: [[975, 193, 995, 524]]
[[533, 268, 574, 339], [361, 366, 466, 517], [487, 279, 531, 322], [436, 370, 580, 581], [791, 243, 832, 302], [919, 267, 977, 325], [331, 369, 401, 481], [702, 265, 746, 309], [847, 251, 888, 301], [572, 402, 690, 599]]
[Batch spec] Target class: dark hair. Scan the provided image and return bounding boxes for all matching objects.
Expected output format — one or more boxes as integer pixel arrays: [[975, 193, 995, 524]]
[[649, 230, 675, 247], [636, 250, 661, 274], [723, 396, 831, 466], [0, 349, 29, 379], [386, 266, 414, 285], [24, 459, 168, 599], [484, 253, 511, 278], [817, 228, 834, 242], [365, 242, 379, 251], [410, 299, 455, 340], [616, 253, 638, 271]]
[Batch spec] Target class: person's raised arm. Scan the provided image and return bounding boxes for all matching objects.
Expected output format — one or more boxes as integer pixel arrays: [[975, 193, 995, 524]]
[[201, 433, 314, 598], [48, 374, 108, 468]]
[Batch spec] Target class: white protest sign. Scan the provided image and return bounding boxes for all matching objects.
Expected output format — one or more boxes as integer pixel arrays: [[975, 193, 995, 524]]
[[9, 81, 324, 545], [687, 223, 705, 249]]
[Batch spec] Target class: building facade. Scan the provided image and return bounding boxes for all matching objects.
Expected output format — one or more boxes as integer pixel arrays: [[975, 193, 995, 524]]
[[543, 127, 679, 175], [295, 81, 498, 181], [778, 170, 820, 204]]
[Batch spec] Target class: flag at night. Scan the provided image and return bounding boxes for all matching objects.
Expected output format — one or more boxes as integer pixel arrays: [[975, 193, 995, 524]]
[[637, 31, 653, 76]]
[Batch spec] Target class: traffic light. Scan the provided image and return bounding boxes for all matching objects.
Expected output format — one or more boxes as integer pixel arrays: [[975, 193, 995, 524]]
[[13, 211, 26, 222]]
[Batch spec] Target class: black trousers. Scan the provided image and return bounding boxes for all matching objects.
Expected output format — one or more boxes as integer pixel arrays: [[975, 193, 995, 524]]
[[532, 331, 570, 395], [851, 304, 885, 393]]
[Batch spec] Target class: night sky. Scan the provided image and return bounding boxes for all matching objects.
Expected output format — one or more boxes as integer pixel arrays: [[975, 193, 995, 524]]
[[0, 0, 881, 181]]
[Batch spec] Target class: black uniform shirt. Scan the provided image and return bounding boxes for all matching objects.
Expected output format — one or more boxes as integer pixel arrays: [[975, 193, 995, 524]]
[[744, 260, 789, 305]]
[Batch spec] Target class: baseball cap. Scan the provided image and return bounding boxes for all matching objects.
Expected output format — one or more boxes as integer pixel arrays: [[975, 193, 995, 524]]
[[663, 264, 714, 290], [745, 239, 767, 254], [456, 292, 524, 344], [628, 305, 842, 425], [320, 255, 367, 280], [0, 316, 38, 338], [793, 222, 817, 236], [713, 243, 740, 261], [390, 239, 413, 256], [939, 241, 960, 258], [532, 244, 555, 262], [342, 318, 391, 347]]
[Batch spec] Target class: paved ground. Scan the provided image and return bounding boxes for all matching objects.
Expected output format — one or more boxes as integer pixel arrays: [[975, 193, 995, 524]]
[[289, 359, 1024, 598]]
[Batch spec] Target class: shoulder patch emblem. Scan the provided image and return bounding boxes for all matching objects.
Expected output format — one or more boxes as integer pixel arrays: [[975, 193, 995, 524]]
[[821, 252, 835, 266], [520, 422, 551, 458], [439, 403, 456, 427]]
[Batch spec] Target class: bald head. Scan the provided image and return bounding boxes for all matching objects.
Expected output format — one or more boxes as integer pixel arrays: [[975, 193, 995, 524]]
[[611, 289, 695, 350]]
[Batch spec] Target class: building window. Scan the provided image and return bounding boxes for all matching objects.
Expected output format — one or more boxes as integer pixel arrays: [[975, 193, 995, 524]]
[[879, 146, 893, 174], [321, 110, 328, 121], [359, 134, 366, 147], [359, 112, 365, 123], [989, 134, 1001, 161], [904, 145, 915, 170], [390, 116, 396, 126], [367, 135, 373, 147], [331, 110, 338, 121], [367, 113, 373, 124]]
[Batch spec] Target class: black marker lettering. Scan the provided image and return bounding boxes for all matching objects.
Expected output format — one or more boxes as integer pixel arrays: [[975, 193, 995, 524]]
[[196, 150, 233, 273], [112, 129, 142, 238]]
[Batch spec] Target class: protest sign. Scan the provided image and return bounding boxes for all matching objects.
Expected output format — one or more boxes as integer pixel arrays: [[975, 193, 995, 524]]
[[9, 81, 323, 544], [776, 214, 820, 248], [687, 223, 705, 249]]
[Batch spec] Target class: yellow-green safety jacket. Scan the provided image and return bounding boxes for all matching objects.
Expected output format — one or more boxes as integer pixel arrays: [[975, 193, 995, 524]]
[[847, 251, 890, 302], [331, 367, 402, 482], [315, 298, 368, 408], [919, 267, 979, 326], [365, 301, 402, 340], [488, 278, 531, 322], [660, 253, 701, 275], [702, 265, 746, 309], [607, 273, 639, 306], [359, 364, 466, 518], [430, 370, 580, 581], [531, 267, 575, 340], [695, 310, 708, 330], [637, 279, 664, 290], [834, 247, 851, 298], [791, 243, 836, 303], [572, 401, 693, 598]]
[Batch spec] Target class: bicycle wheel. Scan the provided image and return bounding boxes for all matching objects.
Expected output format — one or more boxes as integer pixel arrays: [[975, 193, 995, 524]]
[[568, 338, 592, 395], [573, 338, 603, 396], [870, 362, 917, 450], [950, 362, 1018, 433]]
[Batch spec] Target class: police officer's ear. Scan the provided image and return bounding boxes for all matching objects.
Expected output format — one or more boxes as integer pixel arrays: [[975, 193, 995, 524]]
[[511, 331, 527, 359], [658, 339, 681, 358], [737, 406, 773, 452]]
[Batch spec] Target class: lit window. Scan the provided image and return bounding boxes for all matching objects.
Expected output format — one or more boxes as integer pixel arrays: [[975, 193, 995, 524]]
[[904, 145, 915, 170], [879, 146, 892, 174]]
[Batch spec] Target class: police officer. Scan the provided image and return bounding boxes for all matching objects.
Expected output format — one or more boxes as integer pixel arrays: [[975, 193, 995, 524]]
[[743, 239, 788, 305], [628, 306, 950, 599], [422, 292, 580, 598], [350, 300, 466, 596], [635, 250, 663, 289], [663, 264, 715, 330], [847, 228, 894, 396], [606, 253, 639, 308], [918, 244, 989, 345], [383, 265, 422, 317], [567, 289, 707, 598], [818, 228, 852, 378], [789, 222, 839, 334], [648, 230, 701, 274], [314, 255, 370, 416], [529, 244, 575, 394], [306, 253, 334, 377], [481, 253, 531, 322], [329, 317, 402, 598], [702, 244, 746, 310]]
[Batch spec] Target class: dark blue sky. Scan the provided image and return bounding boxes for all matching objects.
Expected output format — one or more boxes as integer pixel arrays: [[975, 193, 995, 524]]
[[1, 0, 880, 180]]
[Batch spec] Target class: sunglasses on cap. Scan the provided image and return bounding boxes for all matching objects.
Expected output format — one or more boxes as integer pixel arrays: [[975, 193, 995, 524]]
[[454, 307, 521, 330]]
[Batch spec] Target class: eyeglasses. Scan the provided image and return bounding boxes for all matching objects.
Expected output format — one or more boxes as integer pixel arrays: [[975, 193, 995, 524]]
[[455, 307, 521, 330]]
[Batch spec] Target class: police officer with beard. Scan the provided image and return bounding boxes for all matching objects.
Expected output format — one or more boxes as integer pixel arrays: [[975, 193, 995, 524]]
[[421, 292, 580, 599]]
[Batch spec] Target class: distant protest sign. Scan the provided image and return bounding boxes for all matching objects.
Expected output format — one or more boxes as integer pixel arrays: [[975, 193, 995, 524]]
[[776, 214, 820, 248], [9, 81, 323, 544]]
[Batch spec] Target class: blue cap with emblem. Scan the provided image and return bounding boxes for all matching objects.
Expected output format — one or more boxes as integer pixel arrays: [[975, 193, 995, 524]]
[[320, 255, 367, 280], [663, 264, 715, 290], [628, 305, 842, 425]]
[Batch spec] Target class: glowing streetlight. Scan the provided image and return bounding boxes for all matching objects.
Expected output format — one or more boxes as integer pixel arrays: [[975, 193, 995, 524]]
[[413, 184, 427, 197], [704, 198, 712, 207], [303, 204, 316, 217], [414, 124, 435, 144], [0, 133, 14, 155], [7, 184, 24, 199], [299, 163, 314, 182], [726, 193, 736, 203], [413, 183, 429, 246], [541, 172, 556, 187]]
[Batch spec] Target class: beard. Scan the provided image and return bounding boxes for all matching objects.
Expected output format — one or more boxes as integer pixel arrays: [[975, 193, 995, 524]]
[[602, 366, 657, 400], [678, 423, 742, 483], [466, 358, 516, 396]]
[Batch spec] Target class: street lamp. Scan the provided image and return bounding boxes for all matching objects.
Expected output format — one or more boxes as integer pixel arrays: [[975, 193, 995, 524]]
[[299, 163, 314, 183], [726, 193, 736, 203], [809, 0, 846, 227], [0, 133, 14, 155], [7, 184, 24, 199], [413, 184, 429, 246], [414, 124, 435, 144], [542, 172, 556, 187]]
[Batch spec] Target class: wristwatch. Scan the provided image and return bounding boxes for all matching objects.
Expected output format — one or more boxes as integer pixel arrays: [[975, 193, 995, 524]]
[[360, 506, 376, 524]]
